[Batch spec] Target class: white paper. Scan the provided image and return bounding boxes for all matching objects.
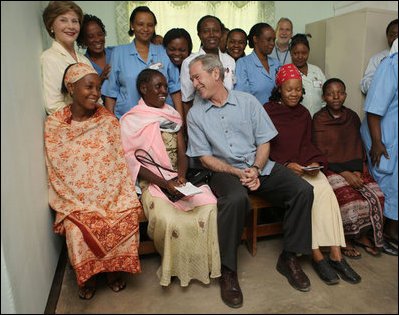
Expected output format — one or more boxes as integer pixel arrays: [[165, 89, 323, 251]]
[[175, 182, 203, 196]]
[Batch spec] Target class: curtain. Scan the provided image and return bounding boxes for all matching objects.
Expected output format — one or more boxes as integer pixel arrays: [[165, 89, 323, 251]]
[[115, 1, 274, 54]]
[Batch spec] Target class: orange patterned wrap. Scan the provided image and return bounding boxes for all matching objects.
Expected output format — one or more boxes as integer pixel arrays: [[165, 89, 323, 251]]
[[44, 105, 142, 285]]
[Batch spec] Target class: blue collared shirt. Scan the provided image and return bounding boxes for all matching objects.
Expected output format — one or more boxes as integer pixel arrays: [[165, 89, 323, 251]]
[[234, 51, 282, 105], [101, 40, 180, 119], [186, 89, 277, 175]]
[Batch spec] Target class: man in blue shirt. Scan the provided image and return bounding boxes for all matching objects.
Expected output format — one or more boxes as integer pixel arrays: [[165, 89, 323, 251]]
[[269, 17, 293, 65], [186, 54, 314, 308]]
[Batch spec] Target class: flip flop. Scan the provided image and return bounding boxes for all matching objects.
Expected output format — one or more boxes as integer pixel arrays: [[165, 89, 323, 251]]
[[342, 247, 362, 260], [353, 240, 381, 257]]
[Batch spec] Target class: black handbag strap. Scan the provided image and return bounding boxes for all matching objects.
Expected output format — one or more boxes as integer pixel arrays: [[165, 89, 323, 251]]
[[134, 149, 177, 180]]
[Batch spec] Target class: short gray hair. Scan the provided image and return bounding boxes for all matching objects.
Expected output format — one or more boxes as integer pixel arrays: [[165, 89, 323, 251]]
[[189, 54, 225, 81], [276, 17, 293, 31]]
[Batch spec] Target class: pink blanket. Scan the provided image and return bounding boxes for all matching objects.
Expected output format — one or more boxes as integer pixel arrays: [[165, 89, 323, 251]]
[[120, 99, 217, 211]]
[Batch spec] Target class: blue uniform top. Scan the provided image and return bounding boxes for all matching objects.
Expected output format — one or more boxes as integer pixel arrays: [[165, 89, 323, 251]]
[[101, 40, 180, 119], [186, 89, 278, 175], [360, 52, 398, 220], [234, 51, 282, 105], [85, 46, 115, 76], [85, 46, 115, 104]]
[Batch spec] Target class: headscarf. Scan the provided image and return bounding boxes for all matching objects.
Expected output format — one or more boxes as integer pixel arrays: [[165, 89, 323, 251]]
[[64, 62, 97, 87], [275, 63, 302, 87]]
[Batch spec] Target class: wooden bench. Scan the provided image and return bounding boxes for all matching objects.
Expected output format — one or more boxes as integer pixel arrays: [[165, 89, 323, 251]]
[[138, 194, 283, 257], [242, 194, 283, 256]]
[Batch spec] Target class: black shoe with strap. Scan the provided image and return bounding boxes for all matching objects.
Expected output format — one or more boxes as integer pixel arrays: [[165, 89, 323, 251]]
[[312, 259, 340, 285], [327, 257, 361, 284]]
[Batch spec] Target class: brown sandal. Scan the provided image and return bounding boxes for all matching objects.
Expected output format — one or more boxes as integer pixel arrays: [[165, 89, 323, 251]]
[[353, 240, 381, 257], [342, 247, 362, 259]]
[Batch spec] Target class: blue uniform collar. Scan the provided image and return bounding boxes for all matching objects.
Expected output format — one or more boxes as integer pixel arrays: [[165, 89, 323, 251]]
[[129, 40, 157, 63], [250, 51, 278, 68]]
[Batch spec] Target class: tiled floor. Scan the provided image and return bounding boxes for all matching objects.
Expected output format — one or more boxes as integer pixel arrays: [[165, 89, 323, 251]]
[[55, 235, 398, 314]]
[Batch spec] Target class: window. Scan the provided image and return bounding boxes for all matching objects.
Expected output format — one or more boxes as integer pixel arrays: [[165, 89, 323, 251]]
[[115, 1, 274, 54]]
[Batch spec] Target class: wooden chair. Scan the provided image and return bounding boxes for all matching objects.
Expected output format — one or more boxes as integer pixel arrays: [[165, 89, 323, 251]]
[[242, 194, 283, 256]]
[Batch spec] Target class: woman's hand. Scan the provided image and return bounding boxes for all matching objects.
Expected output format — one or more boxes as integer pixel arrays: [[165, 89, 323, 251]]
[[286, 162, 305, 176], [369, 140, 389, 168], [165, 179, 185, 198], [302, 162, 320, 177], [99, 64, 111, 84], [176, 176, 187, 186], [340, 171, 364, 189]]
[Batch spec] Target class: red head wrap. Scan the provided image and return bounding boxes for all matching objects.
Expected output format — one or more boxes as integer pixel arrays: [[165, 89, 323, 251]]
[[275, 63, 302, 87]]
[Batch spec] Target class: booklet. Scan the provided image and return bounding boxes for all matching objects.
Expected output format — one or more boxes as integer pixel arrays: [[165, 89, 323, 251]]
[[302, 166, 324, 171], [175, 182, 204, 196]]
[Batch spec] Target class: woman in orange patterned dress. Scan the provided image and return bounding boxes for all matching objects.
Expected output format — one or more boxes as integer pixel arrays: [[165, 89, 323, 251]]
[[44, 63, 142, 299]]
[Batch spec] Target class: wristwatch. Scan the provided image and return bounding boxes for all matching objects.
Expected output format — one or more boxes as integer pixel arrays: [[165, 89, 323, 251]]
[[251, 165, 261, 176]]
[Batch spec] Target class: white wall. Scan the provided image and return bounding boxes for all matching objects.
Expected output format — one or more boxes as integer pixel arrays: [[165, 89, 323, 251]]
[[274, 1, 335, 33], [1, 1, 63, 313], [334, 1, 398, 15], [74, 1, 118, 47]]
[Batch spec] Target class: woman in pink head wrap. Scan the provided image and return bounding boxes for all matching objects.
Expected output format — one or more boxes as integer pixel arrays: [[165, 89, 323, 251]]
[[44, 63, 142, 299], [263, 64, 361, 286]]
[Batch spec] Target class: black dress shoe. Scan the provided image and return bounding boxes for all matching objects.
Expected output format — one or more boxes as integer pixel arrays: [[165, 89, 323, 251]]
[[312, 259, 339, 285], [381, 240, 398, 256], [327, 258, 361, 284], [219, 270, 243, 308], [276, 254, 311, 292]]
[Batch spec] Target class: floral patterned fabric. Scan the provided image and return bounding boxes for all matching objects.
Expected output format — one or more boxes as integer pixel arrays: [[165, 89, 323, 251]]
[[44, 105, 142, 285], [325, 169, 384, 247]]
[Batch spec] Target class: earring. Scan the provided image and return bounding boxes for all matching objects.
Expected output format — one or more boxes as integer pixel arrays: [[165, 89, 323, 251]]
[[50, 29, 54, 35]]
